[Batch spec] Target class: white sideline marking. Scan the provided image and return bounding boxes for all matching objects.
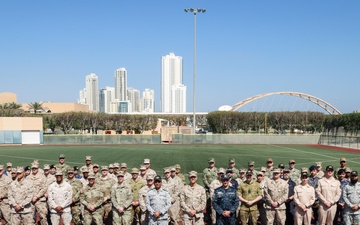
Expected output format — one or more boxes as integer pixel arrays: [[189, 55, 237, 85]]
[[0, 154, 82, 164]]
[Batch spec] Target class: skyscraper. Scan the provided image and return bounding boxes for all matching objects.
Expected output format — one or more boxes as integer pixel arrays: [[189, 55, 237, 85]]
[[114, 68, 127, 101], [171, 84, 186, 113], [99, 86, 115, 113], [127, 87, 141, 113], [85, 73, 99, 112], [141, 88, 155, 113], [161, 52, 184, 113]]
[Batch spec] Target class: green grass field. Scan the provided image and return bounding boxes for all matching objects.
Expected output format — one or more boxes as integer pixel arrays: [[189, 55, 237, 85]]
[[0, 145, 359, 180]]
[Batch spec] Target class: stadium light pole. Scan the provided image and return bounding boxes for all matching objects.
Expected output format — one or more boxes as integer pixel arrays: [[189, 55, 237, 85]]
[[184, 8, 206, 134]]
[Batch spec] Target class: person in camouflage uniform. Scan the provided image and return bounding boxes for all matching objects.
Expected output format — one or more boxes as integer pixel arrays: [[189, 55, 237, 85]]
[[79, 167, 90, 187], [92, 164, 101, 178], [111, 171, 134, 225], [28, 161, 49, 225], [97, 166, 115, 225], [203, 157, 218, 224], [288, 159, 300, 185], [209, 168, 225, 225], [66, 168, 83, 225], [180, 171, 206, 225], [0, 164, 12, 224], [47, 170, 73, 225], [238, 171, 263, 225], [120, 163, 132, 181], [138, 175, 155, 225], [170, 166, 183, 188], [143, 159, 157, 178], [80, 173, 104, 225], [126, 168, 145, 225], [8, 167, 34, 225], [55, 154, 72, 176], [174, 164, 185, 184], [139, 165, 148, 181], [162, 167, 181, 225], [227, 158, 239, 180], [265, 158, 274, 177], [84, 156, 93, 172], [146, 175, 171, 225]]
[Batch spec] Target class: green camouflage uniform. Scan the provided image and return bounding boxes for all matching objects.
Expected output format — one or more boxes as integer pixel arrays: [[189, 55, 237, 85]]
[[126, 177, 146, 225], [289, 168, 301, 184], [111, 181, 133, 225], [66, 177, 83, 225], [238, 180, 262, 225], [97, 175, 115, 225], [55, 163, 72, 176], [80, 184, 104, 225]]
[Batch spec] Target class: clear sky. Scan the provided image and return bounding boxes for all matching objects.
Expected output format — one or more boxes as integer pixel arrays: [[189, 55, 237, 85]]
[[1, 0, 359, 113]]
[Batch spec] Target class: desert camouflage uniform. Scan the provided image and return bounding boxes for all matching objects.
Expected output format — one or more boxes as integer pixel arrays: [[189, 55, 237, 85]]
[[127, 177, 146, 225], [163, 177, 181, 225], [66, 177, 83, 225], [79, 177, 89, 187], [55, 163, 72, 176], [28, 172, 49, 225], [264, 178, 289, 225], [146, 188, 171, 225], [145, 169, 157, 178], [80, 183, 104, 225], [209, 179, 222, 224], [177, 173, 186, 184], [97, 175, 115, 225], [289, 168, 301, 185], [47, 180, 73, 225], [8, 178, 34, 225], [111, 181, 133, 225], [0, 174, 12, 223], [138, 184, 154, 225], [180, 184, 207, 225], [238, 180, 262, 225], [44, 173, 56, 188]]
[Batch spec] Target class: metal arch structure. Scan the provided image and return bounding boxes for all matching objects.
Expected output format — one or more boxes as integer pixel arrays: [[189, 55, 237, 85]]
[[231, 91, 342, 115]]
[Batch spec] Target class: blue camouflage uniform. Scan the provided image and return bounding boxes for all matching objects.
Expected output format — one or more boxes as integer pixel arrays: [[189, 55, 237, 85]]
[[342, 181, 360, 224], [146, 188, 171, 225], [212, 186, 239, 225]]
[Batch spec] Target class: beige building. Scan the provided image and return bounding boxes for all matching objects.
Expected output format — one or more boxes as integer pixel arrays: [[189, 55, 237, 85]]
[[21, 102, 89, 113], [0, 117, 43, 144], [0, 92, 17, 104]]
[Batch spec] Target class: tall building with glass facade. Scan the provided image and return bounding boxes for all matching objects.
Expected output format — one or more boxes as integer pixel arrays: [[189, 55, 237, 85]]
[[171, 84, 186, 113], [114, 68, 127, 101], [141, 88, 155, 113], [99, 86, 115, 113], [85, 73, 99, 112], [127, 87, 141, 113], [161, 53, 185, 113]]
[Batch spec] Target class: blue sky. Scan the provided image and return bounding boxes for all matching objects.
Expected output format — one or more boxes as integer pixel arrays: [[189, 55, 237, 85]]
[[1, 0, 359, 113]]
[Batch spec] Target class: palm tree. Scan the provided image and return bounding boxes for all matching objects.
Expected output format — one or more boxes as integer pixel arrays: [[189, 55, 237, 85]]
[[28, 102, 44, 114], [8, 102, 21, 109]]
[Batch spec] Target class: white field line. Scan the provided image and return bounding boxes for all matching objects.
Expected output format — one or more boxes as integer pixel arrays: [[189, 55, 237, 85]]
[[0, 154, 82, 165]]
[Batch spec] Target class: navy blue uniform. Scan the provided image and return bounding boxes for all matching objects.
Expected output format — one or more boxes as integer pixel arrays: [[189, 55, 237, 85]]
[[212, 186, 239, 225]]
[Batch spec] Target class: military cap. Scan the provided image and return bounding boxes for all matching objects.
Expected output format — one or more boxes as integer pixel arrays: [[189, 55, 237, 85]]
[[351, 171, 358, 176], [113, 163, 120, 168], [55, 170, 63, 176], [289, 159, 295, 164], [309, 165, 317, 171], [301, 167, 308, 173], [11, 168, 17, 174], [86, 156, 92, 161], [338, 169, 346, 174], [325, 165, 334, 171], [240, 168, 247, 173], [101, 166, 109, 171], [17, 166, 25, 173], [260, 167, 266, 172], [316, 162, 322, 166], [283, 168, 290, 173], [163, 167, 170, 173], [116, 171, 125, 177], [43, 164, 50, 170], [140, 165, 146, 170], [24, 166, 31, 171], [248, 161, 255, 166], [278, 163, 285, 169], [74, 166, 79, 171], [146, 175, 154, 180], [59, 154, 65, 159], [108, 164, 114, 169], [50, 165, 55, 169], [257, 172, 263, 177], [67, 168, 74, 173], [345, 167, 352, 173], [273, 168, 281, 174], [82, 167, 89, 173], [88, 173, 96, 179], [188, 171, 198, 177], [266, 158, 273, 163], [340, 157, 346, 162], [92, 164, 99, 168], [221, 174, 230, 181], [31, 162, 39, 169], [301, 172, 309, 177], [154, 175, 162, 182], [218, 168, 226, 174], [120, 163, 127, 168], [131, 168, 139, 174], [246, 170, 253, 176], [208, 158, 215, 163], [0, 165, 3, 170], [6, 162, 12, 167], [144, 159, 150, 164], [170, 167, 176, 172], [174, 164, 181, 169], [229, 158, 235, 163], [226, 169, 233, 174]]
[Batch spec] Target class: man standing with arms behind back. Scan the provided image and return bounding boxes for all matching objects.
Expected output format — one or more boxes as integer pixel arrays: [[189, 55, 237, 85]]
[[203, 157, 218, 224], [316, 165, 341, 225]]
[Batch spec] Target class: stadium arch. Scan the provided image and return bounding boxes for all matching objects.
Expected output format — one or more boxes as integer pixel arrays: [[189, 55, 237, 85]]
[[231, 91, 342, 115]]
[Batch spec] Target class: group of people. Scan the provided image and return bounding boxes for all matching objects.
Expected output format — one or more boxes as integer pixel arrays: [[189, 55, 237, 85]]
[[0, 154, 359, 225]]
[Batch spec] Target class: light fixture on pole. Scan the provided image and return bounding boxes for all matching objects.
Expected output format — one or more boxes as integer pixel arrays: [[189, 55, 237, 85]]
[[184, 8, 206, 134]]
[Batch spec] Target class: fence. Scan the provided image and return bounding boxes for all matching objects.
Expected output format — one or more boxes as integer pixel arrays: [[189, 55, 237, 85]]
[[319, 135, 360, 150]]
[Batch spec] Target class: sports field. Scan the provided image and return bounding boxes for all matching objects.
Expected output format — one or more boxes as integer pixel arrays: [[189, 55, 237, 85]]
[[1, 144, 359, 180]]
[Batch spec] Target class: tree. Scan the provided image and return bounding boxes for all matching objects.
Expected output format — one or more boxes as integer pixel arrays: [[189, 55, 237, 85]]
[[28, 102, 44, 114]]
